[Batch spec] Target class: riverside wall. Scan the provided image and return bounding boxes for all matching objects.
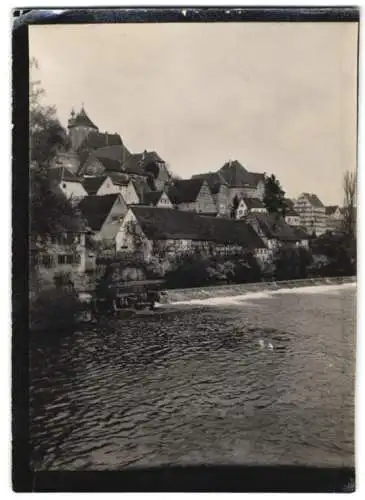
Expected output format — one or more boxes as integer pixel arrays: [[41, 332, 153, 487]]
[[162, 276, 356, 303]]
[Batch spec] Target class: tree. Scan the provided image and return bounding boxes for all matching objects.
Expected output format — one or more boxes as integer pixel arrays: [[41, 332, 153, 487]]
[[263, 174, 287, 216], [29, 59, 84, 243], [230, 194, 240, 219], [342, 170, 356, 242]]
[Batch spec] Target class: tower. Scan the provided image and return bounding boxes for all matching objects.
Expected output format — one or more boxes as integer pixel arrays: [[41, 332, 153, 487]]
[[67, 105, 99, 151]]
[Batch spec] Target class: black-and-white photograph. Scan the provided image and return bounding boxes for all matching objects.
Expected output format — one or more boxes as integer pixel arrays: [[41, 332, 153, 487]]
[[18, 8, 358, 491]]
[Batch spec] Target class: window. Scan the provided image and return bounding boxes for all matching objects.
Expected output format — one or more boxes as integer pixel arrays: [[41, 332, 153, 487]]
[[42, 254, 53, 268], [62, 183, 67, 189], [66, 255, 74, 265], [58, 255, 67, 265]]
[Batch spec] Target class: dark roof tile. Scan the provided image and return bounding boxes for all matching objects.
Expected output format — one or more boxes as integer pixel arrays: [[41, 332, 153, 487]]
[[168, 179, 205, 204], [48, 166, 83, 183], [69, 107, 98, 130], [242, 197, 265, 210], [248, 213, 308, 241], [78, 193, 121, 231], [82, 176, 108, 195], [130, 206, 265, 248]]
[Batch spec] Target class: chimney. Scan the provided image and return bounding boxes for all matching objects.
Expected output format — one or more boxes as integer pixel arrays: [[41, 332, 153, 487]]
[[105, 132, 108, 146]]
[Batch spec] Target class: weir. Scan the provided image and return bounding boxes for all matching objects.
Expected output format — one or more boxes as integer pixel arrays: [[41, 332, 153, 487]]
[[163, 276, 356, 304]]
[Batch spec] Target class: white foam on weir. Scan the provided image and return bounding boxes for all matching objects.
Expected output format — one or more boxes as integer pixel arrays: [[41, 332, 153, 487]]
[[168, 282, 355, 307]]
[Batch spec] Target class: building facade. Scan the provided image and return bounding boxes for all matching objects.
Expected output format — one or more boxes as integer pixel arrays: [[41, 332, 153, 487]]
[[294, 193, 327, 236]]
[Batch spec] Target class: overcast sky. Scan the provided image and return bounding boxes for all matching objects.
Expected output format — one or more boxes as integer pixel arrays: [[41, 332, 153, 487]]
[[30, 22, 358, 205]]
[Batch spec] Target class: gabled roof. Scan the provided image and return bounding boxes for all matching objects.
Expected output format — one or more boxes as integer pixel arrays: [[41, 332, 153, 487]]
[[69, 107, 98, 130], [300, 193, 324, 208], [218, 161, 264, 188], [242, 197, 265, 210], [168, 178, 205, 204], [325, 205, 340, 216], [143, 190, 166, 206], [94, 144, 131, 163], [78, 193, 121, 231], [48, 166, 83, 183], [107, 171, 131, 186], [78, 131, 125, 151], [192, 171, 228, 194], [129, 206, 265, 248], [248, 213, 308, 242], [94, 155, 122, 172], [82, 176, 108, 195]]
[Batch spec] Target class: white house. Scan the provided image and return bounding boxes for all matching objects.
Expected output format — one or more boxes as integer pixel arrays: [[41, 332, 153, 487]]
[[236, 197, 267, 219], [82, 175, 119, 196], [294, 193, 327, 236], [49, 167, 88, 203], [325, 205, 344, 232]]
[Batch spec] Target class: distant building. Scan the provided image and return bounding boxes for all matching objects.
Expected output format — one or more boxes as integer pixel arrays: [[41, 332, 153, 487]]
[[245, 212, 310, 254], [294, 193, 327, 236], [191, 172, 230, 216], [168, 179, 217, 214], [236, 197, 267, 219], [116, 206, 266, 260], [218, 160, 266, 202], [325, 205, 344, 232], [284, 198, 301, 227]]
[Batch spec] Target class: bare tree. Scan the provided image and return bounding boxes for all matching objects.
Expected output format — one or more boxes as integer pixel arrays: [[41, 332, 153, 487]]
[[342, 170, 356, 241]]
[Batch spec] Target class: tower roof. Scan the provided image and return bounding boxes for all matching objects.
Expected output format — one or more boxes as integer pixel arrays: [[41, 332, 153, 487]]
[[69, 107, 98, 130]]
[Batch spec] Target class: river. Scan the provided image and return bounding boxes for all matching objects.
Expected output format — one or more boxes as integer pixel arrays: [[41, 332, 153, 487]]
[[30, 283, 356, 471]]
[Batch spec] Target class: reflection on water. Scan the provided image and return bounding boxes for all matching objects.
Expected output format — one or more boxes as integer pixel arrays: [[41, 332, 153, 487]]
[[30, 284, 356, 470]]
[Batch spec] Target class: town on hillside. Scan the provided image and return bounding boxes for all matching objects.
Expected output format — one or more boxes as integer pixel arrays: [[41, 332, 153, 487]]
[[30, 105, 355, 286]]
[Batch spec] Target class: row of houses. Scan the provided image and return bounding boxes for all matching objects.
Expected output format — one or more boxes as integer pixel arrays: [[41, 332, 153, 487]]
[[33, 106, 347, 278]]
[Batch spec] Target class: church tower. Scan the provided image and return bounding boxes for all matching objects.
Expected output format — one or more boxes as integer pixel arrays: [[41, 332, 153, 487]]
[[67, 106, 99, 151]]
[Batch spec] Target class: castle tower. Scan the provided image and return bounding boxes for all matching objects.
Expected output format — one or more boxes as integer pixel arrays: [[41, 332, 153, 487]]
[[67, 105, 99, 151]]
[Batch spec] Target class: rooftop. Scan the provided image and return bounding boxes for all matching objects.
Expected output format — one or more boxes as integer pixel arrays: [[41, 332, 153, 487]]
[[130, 206, 266, 248]]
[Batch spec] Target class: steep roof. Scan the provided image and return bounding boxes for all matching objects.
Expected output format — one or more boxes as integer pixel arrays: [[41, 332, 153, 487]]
[[219, 161, 264, 188], [78, 131, 124, 151], [130, 206, 266, 248], [168, 178, 205, 204], [242, 197, 265, 210], [142, 190, 166, 206], [69, 107, 98, 130], [325, 205, 340, 216], [94, 144, 131, 162], [301, 193, 324, 208], [94, 155, 122, 172], [82, 176, 108, 195], [48, 166, 83, 183], [192, 171, 228, 194], [248, 213, 308, 242], [78, 193, 121, 231]]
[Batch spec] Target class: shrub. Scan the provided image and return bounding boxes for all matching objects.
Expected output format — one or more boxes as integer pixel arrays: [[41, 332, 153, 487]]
[[30, 287, 83, 331]]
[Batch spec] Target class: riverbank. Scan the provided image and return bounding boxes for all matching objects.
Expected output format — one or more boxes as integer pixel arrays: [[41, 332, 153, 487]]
[[162, 276, 356, 303]]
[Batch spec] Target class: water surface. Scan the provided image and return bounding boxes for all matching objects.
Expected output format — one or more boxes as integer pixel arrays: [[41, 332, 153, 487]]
[[30, 283, 356, 470]]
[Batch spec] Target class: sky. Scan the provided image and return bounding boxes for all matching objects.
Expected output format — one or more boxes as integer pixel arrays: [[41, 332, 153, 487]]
[[29, 22, 358, 205]]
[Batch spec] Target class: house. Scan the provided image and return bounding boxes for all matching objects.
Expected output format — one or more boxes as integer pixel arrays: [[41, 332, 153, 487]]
[[284, 198, 301, 227], [142, 190, 173, 208], [325, 205, 344, 232], [191, 172, 230, 216], [116, 206, 266, 260], [236, 197, 267, 219], [77, 193, 128, 244], [82, 175, 119, 196], [168, 179, 216, 214], [218, 160, 266, 202], [245, 213, 310, 253], [48, 166, 88, 203], [294, 193, 327, 236], [30, 231, 87, 276], [107, 172, 140, 205]]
